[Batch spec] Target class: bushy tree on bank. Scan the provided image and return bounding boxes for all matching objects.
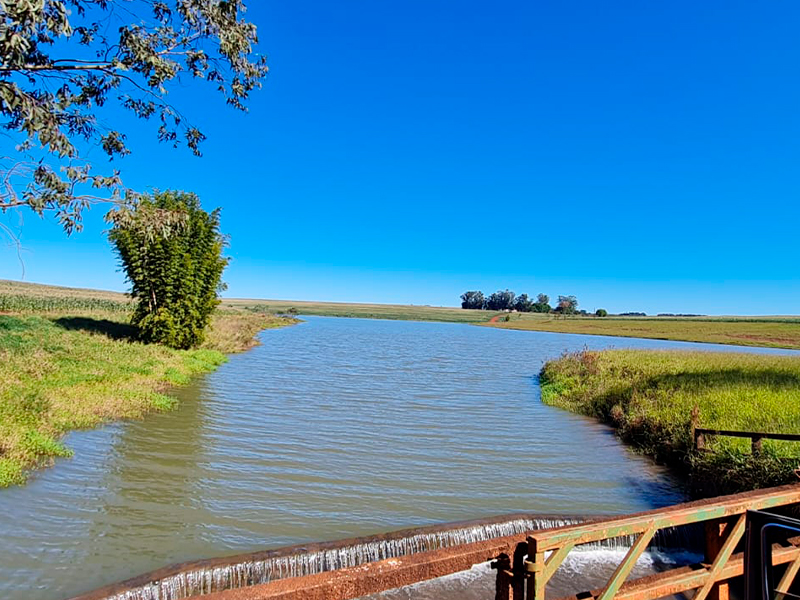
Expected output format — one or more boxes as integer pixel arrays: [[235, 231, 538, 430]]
[[532, 293, 552, 313], [486, 289, 516, 311], [555, 295, 579, 315], [108, 191, 228, 349], [1, 1, 267, 235], [461, 291, 485, 309], [514, 293, 533, 312]]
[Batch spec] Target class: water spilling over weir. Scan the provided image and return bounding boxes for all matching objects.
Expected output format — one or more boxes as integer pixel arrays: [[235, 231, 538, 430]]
[[73, 514, 703, 600]]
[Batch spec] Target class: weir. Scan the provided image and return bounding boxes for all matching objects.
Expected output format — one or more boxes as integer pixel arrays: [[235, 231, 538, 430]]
[[71, 513, 702, 600]]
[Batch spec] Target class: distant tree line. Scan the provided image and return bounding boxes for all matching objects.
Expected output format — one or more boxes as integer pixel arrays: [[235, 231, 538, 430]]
[[460, 291, 586, 315]]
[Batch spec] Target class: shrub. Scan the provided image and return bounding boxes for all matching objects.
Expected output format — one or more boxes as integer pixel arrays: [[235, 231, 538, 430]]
[[595, 309, 608, 317], [108, 190, 228, 349]]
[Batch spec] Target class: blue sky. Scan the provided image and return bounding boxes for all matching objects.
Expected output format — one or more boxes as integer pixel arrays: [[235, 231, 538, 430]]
[[2, 0, 799, 315]]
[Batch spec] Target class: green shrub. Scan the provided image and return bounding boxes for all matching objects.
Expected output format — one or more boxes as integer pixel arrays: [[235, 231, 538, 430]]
[[108, 190, 229, 349]]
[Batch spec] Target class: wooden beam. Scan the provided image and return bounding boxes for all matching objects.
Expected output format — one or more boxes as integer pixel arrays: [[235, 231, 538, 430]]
[[597, 526, 657, 600], [529, 485, 800, 552]]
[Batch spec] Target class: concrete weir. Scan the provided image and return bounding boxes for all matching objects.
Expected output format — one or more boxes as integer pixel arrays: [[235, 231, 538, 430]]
[[70, 514, 589, 600], [69, 514, 700, 600]]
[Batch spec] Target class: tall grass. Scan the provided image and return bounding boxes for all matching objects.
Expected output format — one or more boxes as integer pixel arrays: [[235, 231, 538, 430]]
[[540, 349, 800, 495], [0, 293, 132, 313]]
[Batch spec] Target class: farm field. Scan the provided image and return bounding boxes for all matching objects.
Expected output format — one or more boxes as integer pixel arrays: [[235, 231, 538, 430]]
[[221, 297, 499, 323], [484, 312, 800, 349]]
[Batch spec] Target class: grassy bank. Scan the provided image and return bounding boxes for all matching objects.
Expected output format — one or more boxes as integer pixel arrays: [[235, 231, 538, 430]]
[[222, 297, 498, 323], [0, 301, 296, 486], [486, 313, 800, 350], [540, 349, 800, 495]]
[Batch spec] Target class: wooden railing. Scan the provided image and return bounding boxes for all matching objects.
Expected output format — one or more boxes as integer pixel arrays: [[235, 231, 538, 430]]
[[690, 405, 800, 455], [492, 485, 800, 600], [694, 427, 800, 455]]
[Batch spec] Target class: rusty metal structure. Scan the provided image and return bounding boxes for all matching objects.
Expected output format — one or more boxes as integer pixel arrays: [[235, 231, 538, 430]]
[[73, 484, 800, 600], [493, 484, 800, 600]]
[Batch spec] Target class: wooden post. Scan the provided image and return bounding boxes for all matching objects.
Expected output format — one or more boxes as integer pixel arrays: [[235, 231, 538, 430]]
[[527, 537, 547, 600], [691, 405, 704, 451], [493, 553, 511, 600], [512, 542, 527, 600], [704, 517, 734, 600]]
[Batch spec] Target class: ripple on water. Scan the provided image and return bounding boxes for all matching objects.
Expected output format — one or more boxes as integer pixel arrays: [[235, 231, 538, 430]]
[[4, 316, 792, 599]]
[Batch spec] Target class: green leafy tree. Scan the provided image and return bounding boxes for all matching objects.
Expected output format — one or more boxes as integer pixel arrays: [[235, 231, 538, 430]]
[[514, 293, 533, 312], [1, 1, 267, 234], [460, 290, 486, 310], [555, 295, 579, 315], [595, 308, 608, 317], [108, 190, 228, 349], [486, 289, 516, 311], [532, 293, 551, 313]]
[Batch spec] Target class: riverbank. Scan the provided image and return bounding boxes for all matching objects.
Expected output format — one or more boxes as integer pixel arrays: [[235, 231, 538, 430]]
[[0, 309, 297, 487], [228, 299, 800, 350], [4, 280, 799, 349], [540, 349, 800, 495], [485, 313, 800, 350]]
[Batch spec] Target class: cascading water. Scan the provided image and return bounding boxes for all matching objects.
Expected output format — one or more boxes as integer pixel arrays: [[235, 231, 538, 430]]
[[76, 515, 703, 600]]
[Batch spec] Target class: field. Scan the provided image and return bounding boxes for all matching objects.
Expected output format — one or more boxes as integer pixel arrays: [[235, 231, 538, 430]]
[[222, 297, 497, 323], [0, 280, 296, 486], [485, 313, 800, 349], [4, 281, 799, 349], [540, 349, 800, 494]]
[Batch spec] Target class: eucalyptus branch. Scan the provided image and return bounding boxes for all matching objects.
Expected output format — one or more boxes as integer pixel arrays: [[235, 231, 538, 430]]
[[0, 0, 268, 234]]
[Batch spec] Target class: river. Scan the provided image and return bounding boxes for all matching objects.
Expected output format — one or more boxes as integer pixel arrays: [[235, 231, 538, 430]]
[[2, 316, 795, 599]]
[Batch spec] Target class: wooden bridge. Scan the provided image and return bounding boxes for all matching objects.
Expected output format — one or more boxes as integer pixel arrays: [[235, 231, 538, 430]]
[[173, 484, 800, 600]]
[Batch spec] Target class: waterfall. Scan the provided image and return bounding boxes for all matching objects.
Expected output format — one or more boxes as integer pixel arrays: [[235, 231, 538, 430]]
[[76, 515, 702, 600]]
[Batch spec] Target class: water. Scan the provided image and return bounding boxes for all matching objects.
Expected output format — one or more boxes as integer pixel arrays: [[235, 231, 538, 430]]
[[1, 316, 794, 599], [361, 548, 704, 600]]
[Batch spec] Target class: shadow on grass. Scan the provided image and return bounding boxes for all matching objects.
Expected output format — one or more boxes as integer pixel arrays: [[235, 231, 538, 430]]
[[53, 317, 137, 341]]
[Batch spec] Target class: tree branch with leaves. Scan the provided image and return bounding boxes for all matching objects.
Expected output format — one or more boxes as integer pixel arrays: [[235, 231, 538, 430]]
[[0, 0, 268, 234]]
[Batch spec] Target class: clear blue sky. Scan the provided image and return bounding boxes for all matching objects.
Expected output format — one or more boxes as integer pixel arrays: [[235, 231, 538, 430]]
[[2, 0, 799, 315]]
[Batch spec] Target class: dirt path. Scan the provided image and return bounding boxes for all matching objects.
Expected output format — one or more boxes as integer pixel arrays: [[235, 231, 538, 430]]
[[488, 314, 503, 323]]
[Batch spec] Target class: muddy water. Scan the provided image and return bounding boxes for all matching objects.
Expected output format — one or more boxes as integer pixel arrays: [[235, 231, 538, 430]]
[[2, 316, 793, 600]]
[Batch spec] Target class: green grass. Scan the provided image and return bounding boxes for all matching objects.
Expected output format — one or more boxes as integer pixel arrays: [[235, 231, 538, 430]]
[[0, 282, 298, 486], [540, 349, 800, 495], [486, 313, 800, 350], [0, 314, 231, 486]]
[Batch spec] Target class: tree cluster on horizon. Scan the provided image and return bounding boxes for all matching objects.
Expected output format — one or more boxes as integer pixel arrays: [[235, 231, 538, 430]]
[[460, 290, 582, 314]]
